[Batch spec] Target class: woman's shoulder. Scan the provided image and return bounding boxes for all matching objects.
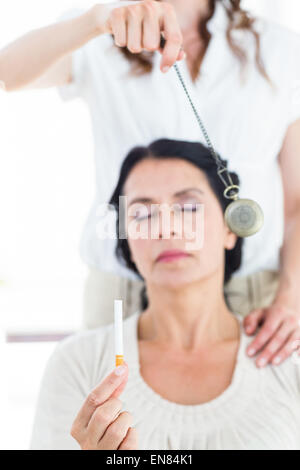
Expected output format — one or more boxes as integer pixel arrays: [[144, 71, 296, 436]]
[[243, 334, 300, 402], [254, 13, 299, 39], [238, 322, 300, 399], [53, 320, 115, 364], [267, 350, 300, 398], [254, 15, 300, 55], [58, 321, 112, 349], [247, 15, 300, 88], [40, 321, 114, 391]]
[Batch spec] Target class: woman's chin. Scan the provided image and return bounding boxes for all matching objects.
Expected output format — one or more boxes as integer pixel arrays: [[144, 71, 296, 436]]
[[152, 267, 199, 289]]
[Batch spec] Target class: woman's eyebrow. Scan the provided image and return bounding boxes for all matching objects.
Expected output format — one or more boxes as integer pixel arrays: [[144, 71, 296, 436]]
[[127, 188, 204, 207], [128, 197, 154, 207], [174, 188, 204, 197]]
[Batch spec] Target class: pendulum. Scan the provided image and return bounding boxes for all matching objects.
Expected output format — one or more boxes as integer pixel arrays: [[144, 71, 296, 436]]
[[218, 168, 264, 238], [159, 33, 264, 238]]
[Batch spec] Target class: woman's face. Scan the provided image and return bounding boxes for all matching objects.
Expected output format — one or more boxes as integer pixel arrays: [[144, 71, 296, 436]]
[[123, 157, 236, 289]]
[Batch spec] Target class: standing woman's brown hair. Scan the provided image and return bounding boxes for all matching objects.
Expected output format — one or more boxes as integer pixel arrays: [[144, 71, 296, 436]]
[[117, 0, 269, 82]]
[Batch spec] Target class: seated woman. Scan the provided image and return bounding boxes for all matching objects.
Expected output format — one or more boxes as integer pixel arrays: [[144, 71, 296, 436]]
[[30, 139, 300, 450]]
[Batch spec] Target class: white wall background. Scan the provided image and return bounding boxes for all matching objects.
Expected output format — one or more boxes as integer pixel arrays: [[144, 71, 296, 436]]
[[244, 0, 300, 31], [1, 0, 300, 450], [0, 1, 99, 335]]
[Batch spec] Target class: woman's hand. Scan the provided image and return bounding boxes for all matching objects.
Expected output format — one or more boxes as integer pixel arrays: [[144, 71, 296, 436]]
[[70, 361, 138, 450], [92, 1, 185, 73], [243, 303, 300, 367]]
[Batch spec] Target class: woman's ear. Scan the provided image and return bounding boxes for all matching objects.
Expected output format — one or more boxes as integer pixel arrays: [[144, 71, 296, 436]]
[[224, 226, 238, 250]]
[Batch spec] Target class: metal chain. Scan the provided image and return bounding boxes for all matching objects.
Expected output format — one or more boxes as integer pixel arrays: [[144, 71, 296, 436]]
[[172, 62, 236, 193], [173, 63, 224, 169], [159, 35, 237, 196]]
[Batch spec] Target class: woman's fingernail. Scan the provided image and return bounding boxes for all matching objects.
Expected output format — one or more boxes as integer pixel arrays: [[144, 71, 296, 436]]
[[115, 365, 126, 376], [162, 66, 170, 73], [273, 356, 281, 364], [248, 348, 255, 356], [257, 358, 267, 367]]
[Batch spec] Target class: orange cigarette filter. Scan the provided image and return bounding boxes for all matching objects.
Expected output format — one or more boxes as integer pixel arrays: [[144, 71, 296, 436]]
[[116, 355, 124, 367]]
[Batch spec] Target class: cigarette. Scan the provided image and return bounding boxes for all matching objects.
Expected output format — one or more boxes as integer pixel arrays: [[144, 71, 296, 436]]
[[114, 300, 124, 367]]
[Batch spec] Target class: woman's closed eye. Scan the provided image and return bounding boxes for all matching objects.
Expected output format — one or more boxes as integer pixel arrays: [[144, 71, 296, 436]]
[[131, 202, 201, 222], [131, 205, 154, 222], [175, 203, 200, 212], [173, 198, 202, 213]]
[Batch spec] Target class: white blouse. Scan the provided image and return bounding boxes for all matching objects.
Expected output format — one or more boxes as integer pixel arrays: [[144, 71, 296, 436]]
[[30, 311, 300, 450], [56, 3, 300, 281]]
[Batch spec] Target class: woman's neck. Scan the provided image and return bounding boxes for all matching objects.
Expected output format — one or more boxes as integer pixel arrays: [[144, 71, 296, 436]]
[[166, 0, 212, 81], [139, 272, 240, 351], [167, 0, 210, 31]]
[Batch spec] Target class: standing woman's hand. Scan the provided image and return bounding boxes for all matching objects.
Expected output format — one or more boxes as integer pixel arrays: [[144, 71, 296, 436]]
[[92, 0, 185, 73], [244, 304, 300, 367], [70, 361, 138, 450]]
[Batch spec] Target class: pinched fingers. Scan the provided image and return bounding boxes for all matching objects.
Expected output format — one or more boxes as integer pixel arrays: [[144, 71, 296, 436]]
[[98, 410, 134, 450], [126, 6, 143, 53], [105, 1, 184, 70], [70, 362, 128, 444], [79, 397, 123, 450], [142, 3, 161, 52], [159, 3, 183, 72], [118, 426, 139, 450], [110, 7, 127, 47]]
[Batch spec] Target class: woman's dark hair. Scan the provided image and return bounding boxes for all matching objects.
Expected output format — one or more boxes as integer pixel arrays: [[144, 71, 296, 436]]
[[108, 138, 244, 310], [114, 0, 270, 83]]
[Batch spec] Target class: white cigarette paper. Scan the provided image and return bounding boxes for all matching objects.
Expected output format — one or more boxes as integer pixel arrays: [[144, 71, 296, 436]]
[[114, 300, 124, 359]]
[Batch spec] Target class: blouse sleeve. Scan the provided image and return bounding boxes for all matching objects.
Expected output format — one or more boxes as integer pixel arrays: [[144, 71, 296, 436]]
[[30, 337, 89, 450], [288, 31, 300, 125], [55, 8, 87, 102]]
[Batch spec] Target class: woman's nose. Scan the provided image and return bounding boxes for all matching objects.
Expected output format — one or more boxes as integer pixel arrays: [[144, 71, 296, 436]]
[[155, 206, 180, 239], [158, 229, 176, 239]]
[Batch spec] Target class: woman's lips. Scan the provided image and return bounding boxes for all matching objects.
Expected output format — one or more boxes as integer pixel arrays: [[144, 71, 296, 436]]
[[156, 250, 191, 263]]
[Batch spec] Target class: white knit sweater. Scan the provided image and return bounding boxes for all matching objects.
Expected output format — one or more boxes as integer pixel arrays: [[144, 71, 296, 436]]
[[30, 311, 300, 450]]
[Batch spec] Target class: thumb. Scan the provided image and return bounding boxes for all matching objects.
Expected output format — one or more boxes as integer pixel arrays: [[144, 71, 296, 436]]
[[243, 308, 265, 335], [110, 361, 129, 399]]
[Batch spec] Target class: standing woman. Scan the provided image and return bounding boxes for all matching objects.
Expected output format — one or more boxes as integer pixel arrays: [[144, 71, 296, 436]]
[[1, 0, 300, 367]]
